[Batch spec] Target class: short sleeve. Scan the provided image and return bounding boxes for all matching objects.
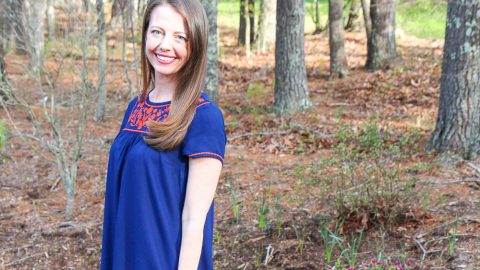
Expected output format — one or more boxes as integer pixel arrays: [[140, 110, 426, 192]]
[[181, 103, 227, 164]]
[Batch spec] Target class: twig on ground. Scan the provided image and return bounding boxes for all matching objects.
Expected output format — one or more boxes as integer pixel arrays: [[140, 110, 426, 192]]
[[466, 162, 480, 175], [2, 252, 44, 267], [0, 245, 33, 254], [264, 244, 274, 265], [420, 178, 480, 185], [414, 239, 428, 261], [247, 235, 265, 243], [228, 131, 290, 141], [415, 215, 480, 240], [328, 102, 354, 107], [228, 126, 331, 142], [50, 177, 61, 191]]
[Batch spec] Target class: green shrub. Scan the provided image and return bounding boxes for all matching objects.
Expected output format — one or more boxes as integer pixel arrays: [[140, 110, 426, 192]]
[[330, 120, 425, 230]]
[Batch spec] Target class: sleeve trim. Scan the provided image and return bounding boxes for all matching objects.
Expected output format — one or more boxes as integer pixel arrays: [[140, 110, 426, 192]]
[[188, 152, 224, 162], [195, 102, 210, 110]]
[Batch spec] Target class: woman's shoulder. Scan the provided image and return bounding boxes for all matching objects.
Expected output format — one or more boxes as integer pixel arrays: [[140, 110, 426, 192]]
[[194, 92, 222, 117], [194, 92, 223, 122]]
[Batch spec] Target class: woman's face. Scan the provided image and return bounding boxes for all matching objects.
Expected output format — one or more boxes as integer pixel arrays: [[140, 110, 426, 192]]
[[145, 4, 189, 80]]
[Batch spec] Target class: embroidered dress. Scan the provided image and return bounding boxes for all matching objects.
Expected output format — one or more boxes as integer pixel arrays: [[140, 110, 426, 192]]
[[100, 92, 226, 270]]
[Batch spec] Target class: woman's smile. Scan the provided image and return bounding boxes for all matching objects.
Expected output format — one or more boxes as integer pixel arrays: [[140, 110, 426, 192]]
[[155, 53, 177, 64]]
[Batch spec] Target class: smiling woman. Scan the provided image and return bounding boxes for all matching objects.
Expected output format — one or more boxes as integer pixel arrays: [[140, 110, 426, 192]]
[[100, 1, 226, 270]]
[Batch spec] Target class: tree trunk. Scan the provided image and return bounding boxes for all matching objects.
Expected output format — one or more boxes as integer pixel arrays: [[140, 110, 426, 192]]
[[329, 0, 348, 79], [345, 0, 362, 32], [238, 0, 254, 46], [274, 0, 310, 113], [0, 40, 4, 83], [128, 0, 140, 97], [245, 1, 251, 57], [95, 0, 107, 122], [121, 2, 135, 98], [313, 0, 323, 34], [1, 0, 13, 51], [365, 0, 398, 71], [256, 0, 276, 53], [12, 0, 27, 55], [0, 0, 6, 83], [248, 0, 255, 43], [26, 0, 46, 80], [201, 0, 219, 102], [238, 0, 247, 46], [427, 0, 480, 160], [47, 0, 55, 40], [360, 0, 372, 40]]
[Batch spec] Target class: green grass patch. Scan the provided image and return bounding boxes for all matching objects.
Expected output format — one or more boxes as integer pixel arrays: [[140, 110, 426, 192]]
[[397, 0, 447, 39]]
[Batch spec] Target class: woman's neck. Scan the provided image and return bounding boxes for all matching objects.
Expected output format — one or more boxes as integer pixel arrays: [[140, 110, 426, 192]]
[[150, 74, 176, 103]]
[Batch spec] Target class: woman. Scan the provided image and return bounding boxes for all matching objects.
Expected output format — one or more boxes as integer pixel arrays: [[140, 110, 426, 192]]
[[100, 1, 226, 269]]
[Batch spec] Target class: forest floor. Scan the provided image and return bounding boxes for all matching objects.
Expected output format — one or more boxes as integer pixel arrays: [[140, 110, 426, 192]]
[[1, 28, 479, 269]]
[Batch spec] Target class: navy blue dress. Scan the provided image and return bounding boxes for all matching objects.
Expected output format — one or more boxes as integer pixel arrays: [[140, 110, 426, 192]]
[[100, 92, 226, 270]]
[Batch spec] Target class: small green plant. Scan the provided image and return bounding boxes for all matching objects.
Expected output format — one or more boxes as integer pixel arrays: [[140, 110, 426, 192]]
[[226, 173, 240, 223], [448, 219, 459, 256], [343, 231, 364, 268], [213, 227, 222, 245], [253, 245, 262, 268], [257, 191, 269, 230], [0, 120, 8, 163], [319, 221, 344, 264], [374, 230, 387, 264], [272, 195, 283, 236], [293, 224, 306, 254], [246, 82, 268, 102]]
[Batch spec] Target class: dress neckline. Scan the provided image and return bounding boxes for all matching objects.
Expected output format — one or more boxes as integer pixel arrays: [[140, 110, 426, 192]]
[[146, 91, 171, 107]]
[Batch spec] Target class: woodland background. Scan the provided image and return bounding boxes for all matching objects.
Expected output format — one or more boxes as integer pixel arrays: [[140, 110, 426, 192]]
[[0, 0, 479, 269]]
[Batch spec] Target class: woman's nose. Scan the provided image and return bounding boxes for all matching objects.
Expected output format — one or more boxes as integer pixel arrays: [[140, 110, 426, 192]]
[[159, 35, 172, 52]]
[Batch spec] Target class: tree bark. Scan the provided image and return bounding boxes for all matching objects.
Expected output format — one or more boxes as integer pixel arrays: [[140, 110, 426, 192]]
[[274, 0, 310, 113], [95, 0, 108, 122], [26, 0, 46, 80], [345, 0, 362, 32], [238, 0, 254, 46], [365, 0, 398, 71], [256, 0, 276, 53], [0, 0, 7, 83], [0, 40, 4, 83], [360, 0, 372, 40], [201, 0, 219, 102], [238, 0, 247, 45], [47, 0, 55, 40], [427, 0, 480, 160], [244, 0, 251, 57], [248, 0, 255, 43], [12, 0, 27, 55], [312, 0, 324, 34], [329, 0, 348, 79]]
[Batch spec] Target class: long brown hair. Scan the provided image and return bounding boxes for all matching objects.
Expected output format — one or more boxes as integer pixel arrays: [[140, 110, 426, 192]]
[[140, 0, 208, 150]]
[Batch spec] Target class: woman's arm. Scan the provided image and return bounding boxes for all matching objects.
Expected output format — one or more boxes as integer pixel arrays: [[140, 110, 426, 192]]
[[178, 157, 222, 270]]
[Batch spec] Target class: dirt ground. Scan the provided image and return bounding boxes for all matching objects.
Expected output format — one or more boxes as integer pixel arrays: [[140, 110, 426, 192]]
[[1, 28, 479, 269]]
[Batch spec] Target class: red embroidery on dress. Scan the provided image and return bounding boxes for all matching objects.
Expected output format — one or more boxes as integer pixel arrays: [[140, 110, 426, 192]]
[[123, 97, 210, 133], [125, 100, 170, 132]]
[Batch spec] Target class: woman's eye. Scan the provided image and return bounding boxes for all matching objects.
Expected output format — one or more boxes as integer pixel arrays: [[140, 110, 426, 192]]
[[176, 35, 187, 41], [152, 30, 162, 35]]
